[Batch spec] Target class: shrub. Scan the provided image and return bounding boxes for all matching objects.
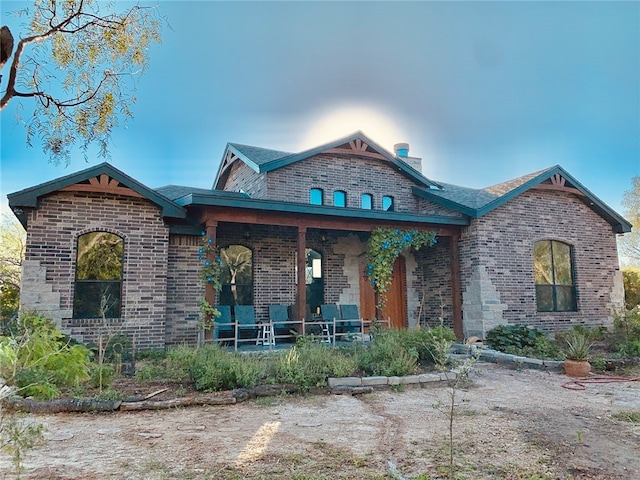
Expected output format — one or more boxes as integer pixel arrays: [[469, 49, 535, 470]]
[[271, 341, 357, 389], [611, 308, 640, 357], [89, 363, 115, 388], [357, 329, 418, 376], [486, 324, 554, 358], [187, 345, 266, 391], [0, 312, 91, 399]]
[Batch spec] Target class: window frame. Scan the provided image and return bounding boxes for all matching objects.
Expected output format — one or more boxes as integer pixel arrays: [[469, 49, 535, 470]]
[[382, 195, 395, 212], [310, 188, 324, 205], [218, 244, 254, 306], [533, 239, 577, 312], [360, 193, 373, 209], [333, 190, 347, 207], [73, 231, 124, 319]]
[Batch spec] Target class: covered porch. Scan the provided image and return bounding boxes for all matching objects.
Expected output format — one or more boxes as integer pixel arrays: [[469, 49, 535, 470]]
[[194, 203, 466, 344]]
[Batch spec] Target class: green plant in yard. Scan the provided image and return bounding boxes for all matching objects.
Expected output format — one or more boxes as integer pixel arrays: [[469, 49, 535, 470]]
[[187, 345, 266, 391], [1, 383, 44, 477], [0, 312, 91, 399], [612, 410, 640, 423], [610, 308, 640, 357], [357, 328, 419, 376], [271, 341, 357, 389], [486, 324, 556, 358], [560, 330, 593, 361]]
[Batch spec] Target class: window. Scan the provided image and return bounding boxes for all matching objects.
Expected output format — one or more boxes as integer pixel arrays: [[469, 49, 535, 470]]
[[333, 190, 346, 207], [219, 245, 253, 306], [310, 188, 323, 205], [74, 232, 123, 318], [533, 240, 577, 312], [296, 248, 324, 315], [382, 195, 395, 212], [361, 193, 373, 209]]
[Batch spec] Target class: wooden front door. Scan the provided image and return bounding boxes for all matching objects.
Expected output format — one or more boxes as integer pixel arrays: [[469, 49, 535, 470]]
[[381, 256, 407, 329], [360, 256, 407, 329]]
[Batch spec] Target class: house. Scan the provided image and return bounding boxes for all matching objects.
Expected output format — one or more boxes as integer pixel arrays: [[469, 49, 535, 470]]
[[7, 132, 631, 349]]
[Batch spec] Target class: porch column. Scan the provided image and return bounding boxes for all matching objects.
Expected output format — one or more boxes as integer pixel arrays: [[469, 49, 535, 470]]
[[203, 220, 218, 343], [450, 233, 463, 339], [296, 226, 307, 321]]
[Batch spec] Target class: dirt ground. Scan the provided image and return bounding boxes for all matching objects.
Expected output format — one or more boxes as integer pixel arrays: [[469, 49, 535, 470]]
[[2, 363, 640, 480]]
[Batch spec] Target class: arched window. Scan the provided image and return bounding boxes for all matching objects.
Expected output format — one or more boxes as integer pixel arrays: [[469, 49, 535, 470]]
[[333, 190, 346, 207], [533, 240, 577, 312], [361, 193, 373, 209], [310, 188, 323, 205], [74, 232, 124, 318], [382, 195, 395, 212], [219, 245, 253, 306]]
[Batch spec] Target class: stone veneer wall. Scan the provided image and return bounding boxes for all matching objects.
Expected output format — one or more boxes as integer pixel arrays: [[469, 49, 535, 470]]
[[165, 234, 203, 346], [459, 189, 624, 337], [20, 192, 170, 349]]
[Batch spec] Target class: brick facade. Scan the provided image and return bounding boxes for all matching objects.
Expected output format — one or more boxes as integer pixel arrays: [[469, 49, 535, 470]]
[[165, 234, 203, 346], [459, 189, 624, 336], [14, 143, 626, 348], [20, 192, 169, 349]]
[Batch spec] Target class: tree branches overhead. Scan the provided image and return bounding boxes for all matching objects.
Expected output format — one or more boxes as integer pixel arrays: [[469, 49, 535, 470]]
[[0, 0, 162, 164]]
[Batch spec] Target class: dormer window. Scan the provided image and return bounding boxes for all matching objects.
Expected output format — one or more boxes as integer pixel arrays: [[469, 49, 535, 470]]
[[310, 188, 324, 205], [361, 193, 373, 209], [334, 190, 346, 207], [382, 195, 395, 212]]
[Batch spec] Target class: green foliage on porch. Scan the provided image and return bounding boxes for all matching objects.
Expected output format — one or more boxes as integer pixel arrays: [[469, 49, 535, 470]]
[[366, 227, 437, 308]]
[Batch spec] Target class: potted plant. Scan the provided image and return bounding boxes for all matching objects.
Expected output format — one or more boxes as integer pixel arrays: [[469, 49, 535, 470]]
[[562, 330, 593, 377]]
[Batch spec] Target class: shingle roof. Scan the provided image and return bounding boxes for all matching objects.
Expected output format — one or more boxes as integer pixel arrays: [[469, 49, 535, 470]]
[[155, 185, 249, 201], [413, 165, 631, 233], [215, 132, 442, 190], [227, 143, 292, 167], [8, 162, 186, 228]]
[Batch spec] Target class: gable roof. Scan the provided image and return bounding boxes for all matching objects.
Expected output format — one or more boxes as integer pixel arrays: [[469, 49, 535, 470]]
[[8, 162, 186, 228], [214, 131, 442, 190], [412, 165, 631, 233]]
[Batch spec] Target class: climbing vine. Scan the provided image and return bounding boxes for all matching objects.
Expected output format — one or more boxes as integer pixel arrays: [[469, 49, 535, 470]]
[[198, 232, 223, 329], [366, 227, 437, 309]]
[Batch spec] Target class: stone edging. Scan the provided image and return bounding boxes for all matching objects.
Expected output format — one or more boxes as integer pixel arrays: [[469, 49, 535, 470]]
[[328, 371, 458, 389], [451, 344, 564, 372]]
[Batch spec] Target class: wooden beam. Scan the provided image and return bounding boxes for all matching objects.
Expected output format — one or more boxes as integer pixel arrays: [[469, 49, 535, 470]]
[[324, 148, 386, 161], [532, 184, 585, 197], [296, 227, 307, 321], [203, 221, 218, 344], [59, 179, 146, 198], [450, 234, 463, 340], [203, 206, 460, 237]]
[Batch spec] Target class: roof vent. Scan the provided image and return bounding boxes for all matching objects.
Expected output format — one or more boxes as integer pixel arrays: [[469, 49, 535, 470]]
[[394, 143, 409, 158]]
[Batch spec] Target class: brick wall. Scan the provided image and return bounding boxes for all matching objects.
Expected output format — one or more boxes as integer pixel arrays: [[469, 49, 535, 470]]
[[459, 189, 623, 335], [413, 237, 454, 329], [165, 234, 203, 346], [223, 162, 267, 198], [21, 192, 169, 349]]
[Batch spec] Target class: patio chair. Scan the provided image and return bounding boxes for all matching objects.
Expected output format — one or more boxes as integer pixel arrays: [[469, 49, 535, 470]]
[[234, 305, 259, 343], [339, 304, 362, 335], [213, 305, 234, 343], [320, 304, 340, 344], [268, 304, 296, 343]]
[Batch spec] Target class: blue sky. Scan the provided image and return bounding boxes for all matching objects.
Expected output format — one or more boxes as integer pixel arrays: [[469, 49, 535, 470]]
[[1, 1, 639, 217]]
